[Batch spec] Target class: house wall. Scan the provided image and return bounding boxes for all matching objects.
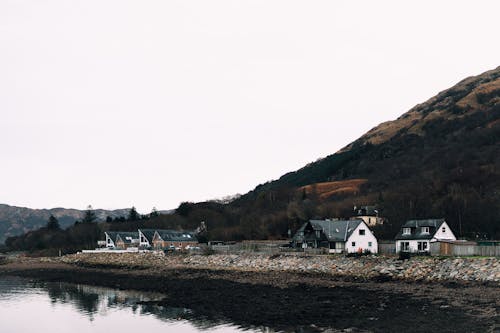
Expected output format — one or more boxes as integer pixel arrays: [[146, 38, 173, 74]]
[[432, 222, 457, 241], [345, 222, 378, 253], [116, 240, 126, 249], [152, 239, 198, 250], [396, 240, 430, 253], [138, 231, 150, 247], [105, 234, 115, 248], [328, 242, 345, 254]]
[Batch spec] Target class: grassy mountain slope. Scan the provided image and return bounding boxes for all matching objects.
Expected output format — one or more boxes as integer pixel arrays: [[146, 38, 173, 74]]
[[231, 66, 500, 239]]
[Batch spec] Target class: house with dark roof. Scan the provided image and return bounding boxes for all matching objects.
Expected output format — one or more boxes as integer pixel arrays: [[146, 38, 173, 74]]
[[292, 219, 378, 253], [395, 219, 456, 253], [138, 229, 156, 248], [152, 230, 198, 250], [104, 231, 139, 249], [351, 205, 385, 226], [115, 232, 139, 249], [104, 231, 119, 248]]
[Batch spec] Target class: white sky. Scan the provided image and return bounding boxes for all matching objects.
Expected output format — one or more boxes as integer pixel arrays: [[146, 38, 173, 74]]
[[1, 0, 499, 212]]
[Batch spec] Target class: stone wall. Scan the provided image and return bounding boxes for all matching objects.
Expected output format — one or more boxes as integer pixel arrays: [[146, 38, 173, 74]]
[[61, 252, 500, 283]]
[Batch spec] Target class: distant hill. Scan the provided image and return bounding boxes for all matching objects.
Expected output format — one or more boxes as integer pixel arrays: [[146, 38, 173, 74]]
[[0, 204, 131, 243]]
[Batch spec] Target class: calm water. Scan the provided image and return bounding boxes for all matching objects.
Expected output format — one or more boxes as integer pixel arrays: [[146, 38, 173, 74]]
[[0, 277, 267, 333]]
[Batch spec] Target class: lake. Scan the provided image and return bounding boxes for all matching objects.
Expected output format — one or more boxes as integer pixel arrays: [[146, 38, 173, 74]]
[[0, 277, 267, 333]]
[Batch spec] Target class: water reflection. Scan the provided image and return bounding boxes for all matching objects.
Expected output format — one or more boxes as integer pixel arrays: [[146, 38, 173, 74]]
[[0, 277, 280, 333]]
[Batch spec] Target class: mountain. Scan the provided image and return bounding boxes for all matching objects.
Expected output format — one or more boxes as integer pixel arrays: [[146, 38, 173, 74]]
[[4, 66, 500, 246], [0, 204, 131, 243], [231, 66, 500, 239]]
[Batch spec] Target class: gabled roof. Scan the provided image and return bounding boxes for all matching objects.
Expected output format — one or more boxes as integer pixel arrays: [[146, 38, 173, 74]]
[[105, 231, 119, 242], [356, 206, 378, 216], [395, 219, 446, 240], [138, 229, 156, 243], [105, 231, 138, 244], [294, 219, 363, 242], [155, 230, 197, 242], [313, 220, 362, 242], [116, 232, 139, 244]]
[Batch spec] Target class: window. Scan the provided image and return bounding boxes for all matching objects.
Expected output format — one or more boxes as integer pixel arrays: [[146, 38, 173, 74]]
[[359, 229, 366, 235], [351, 242, 356, 247], [315, 230, 321, 238], [418, 242, 428, 251], [442, 227, 446, 233], [368, 242, 372, 247], [401, 242, 410, 251], [403, 228, 411, 235], [421, 227, 430, 234]]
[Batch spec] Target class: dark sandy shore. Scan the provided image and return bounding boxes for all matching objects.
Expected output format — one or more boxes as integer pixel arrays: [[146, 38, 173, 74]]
[[0, 260, 498, 333]]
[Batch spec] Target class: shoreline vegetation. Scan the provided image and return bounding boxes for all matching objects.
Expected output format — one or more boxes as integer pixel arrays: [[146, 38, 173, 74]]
[[0, 253, 499, 332]]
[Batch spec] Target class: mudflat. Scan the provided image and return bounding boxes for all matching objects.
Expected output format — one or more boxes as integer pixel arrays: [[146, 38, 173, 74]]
[[0, 259, 498, 333]]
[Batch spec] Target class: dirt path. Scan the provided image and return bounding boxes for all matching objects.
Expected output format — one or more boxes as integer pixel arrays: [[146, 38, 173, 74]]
[[0, 260, 498, 333]]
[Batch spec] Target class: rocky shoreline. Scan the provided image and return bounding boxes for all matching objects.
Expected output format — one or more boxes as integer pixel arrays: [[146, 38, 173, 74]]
[[60, 252, 500, 283], [0, 254, 499, 332]]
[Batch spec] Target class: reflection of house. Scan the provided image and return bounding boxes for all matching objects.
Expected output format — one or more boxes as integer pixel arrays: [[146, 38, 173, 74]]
[[152, 230, 198, 250], [292, 219, 378, 254], [351, 205, 385, 226], [395, 219, 456, 253]]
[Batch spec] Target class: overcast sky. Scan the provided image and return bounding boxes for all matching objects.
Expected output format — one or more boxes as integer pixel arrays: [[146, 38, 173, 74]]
[[1, 1, 500, 212]]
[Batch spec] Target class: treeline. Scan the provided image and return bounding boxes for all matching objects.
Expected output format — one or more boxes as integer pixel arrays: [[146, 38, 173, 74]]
[[4, 206, 162, 255]]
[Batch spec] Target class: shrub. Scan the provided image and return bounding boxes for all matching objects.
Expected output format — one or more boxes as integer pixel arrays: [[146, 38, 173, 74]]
[[398, 252, 411, 260]]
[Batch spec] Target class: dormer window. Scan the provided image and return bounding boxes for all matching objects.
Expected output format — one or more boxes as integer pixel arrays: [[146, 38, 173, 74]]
[[402, 228, 411, 235], [421, 227, 430, 234]]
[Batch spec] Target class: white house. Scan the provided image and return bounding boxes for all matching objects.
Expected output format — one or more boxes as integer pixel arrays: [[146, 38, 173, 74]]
[[292, 219, 378, 254], [104, 231, 118, 248], [138, 229, 156, 248], [395, 219, 456, 253]]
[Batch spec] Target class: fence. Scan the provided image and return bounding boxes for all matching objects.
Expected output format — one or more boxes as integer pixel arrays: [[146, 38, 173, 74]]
[[378, 241, 396, 255], [211, 241, 500, 257], [210, 242, 332, 255], [430, 241, 500, 256]]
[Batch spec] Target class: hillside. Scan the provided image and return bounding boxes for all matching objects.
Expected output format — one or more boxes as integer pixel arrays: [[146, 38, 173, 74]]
[[0, 204, 131, 243], [4, 66, 500, 247], [231, 66, 500, 239]]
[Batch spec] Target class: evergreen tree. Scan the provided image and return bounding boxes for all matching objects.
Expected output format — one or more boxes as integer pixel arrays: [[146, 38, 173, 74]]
[[82, 205, 97, 223], [128, 206, 140, 221], [46, 215, 60, 230], [150, 207, 160, 218]]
